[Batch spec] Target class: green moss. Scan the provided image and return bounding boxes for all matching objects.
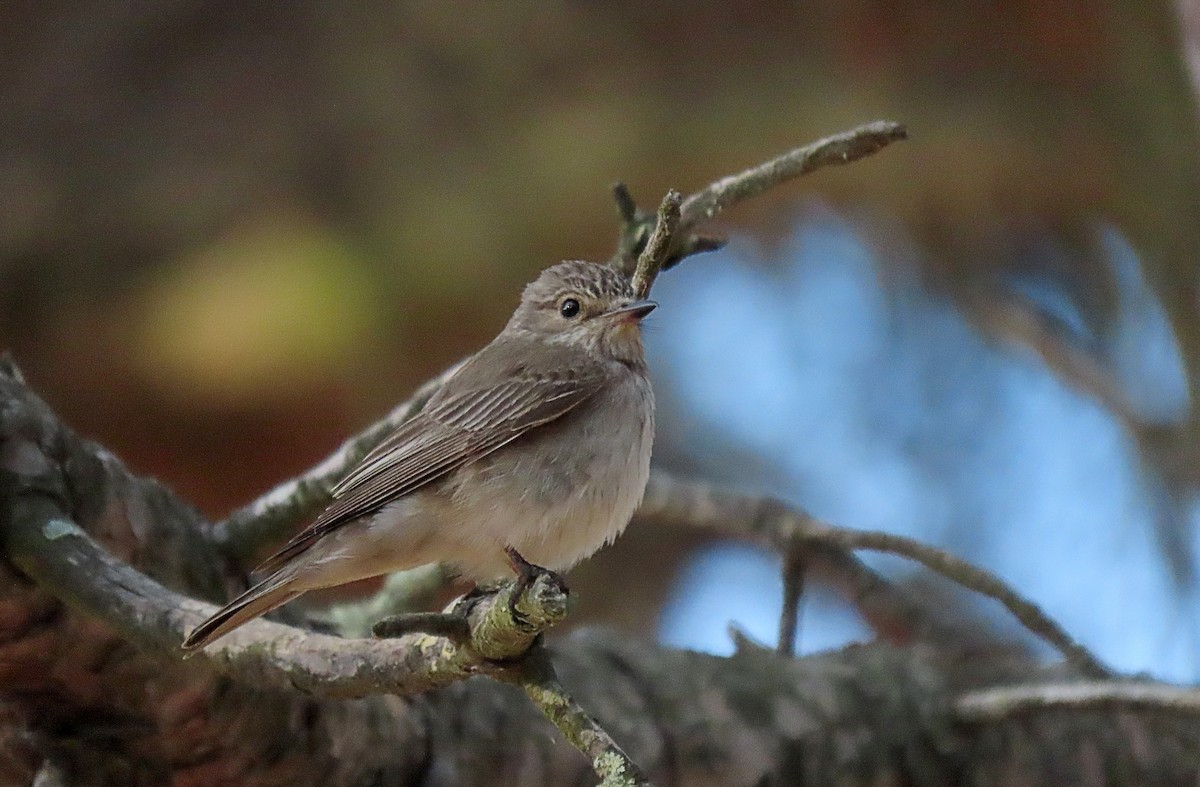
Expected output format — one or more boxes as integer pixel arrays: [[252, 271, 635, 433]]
[[593, 750, 637, 786]]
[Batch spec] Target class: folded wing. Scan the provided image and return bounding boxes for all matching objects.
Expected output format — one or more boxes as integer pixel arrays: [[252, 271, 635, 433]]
[[255, 345, 609, 574]]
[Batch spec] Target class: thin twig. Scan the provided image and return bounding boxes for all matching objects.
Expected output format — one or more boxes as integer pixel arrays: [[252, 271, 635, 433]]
[[372, 610, 471, 643], [501, 647, 652, 787], [803, 523, 1111, 679], [630, 190, 681, 299], [678, 120, 908, 229], [728, 622, 773, 655], [777, 547, 806, 656], [637, 471, 1111, 679], [636, 472, 934, 645], [322, 563, 452, 637], [956, 681, 1200, 722]]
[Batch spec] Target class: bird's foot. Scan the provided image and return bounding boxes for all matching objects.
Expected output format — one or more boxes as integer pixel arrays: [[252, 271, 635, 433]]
[[504, 546, 568, 628]]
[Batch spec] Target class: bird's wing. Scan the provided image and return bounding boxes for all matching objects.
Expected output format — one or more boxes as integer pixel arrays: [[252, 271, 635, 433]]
[[254, 351, 610, 574]]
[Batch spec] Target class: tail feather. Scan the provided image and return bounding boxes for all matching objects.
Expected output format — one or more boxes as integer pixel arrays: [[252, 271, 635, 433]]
[[182, 576, 301, 651]]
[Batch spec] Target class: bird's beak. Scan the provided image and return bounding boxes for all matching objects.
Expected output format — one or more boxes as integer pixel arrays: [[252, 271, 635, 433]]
[[603, 299, 657, 322]]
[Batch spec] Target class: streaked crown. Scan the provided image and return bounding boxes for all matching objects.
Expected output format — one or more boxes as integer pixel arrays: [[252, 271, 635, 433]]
[[505, 260, 648, 365], [521, 260, 634, 307]]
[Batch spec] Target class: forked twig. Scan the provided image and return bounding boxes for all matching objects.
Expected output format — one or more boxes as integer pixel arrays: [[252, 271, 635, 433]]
[[630, 190, 681, 299], [637, 472, 1111, 679]]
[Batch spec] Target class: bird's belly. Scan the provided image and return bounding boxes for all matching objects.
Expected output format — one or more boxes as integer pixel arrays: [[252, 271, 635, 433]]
[[446, 378, 653, 577], [512, 449, 645, 570]]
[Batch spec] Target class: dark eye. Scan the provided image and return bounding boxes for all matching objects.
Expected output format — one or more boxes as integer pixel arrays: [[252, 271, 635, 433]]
[[559, 298, 581, 319]]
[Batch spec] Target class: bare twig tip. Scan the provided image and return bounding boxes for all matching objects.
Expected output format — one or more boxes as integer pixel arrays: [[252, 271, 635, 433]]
[[627, 190, 684, 299], [0, 352, 24, 383], [612, 183, 638, 222]]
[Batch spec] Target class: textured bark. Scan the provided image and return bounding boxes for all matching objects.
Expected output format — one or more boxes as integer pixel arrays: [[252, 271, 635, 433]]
[[4, 361, 1200, 785]]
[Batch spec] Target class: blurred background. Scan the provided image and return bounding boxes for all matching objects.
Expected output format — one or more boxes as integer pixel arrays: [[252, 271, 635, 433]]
[[4, 1, 1200, 680]]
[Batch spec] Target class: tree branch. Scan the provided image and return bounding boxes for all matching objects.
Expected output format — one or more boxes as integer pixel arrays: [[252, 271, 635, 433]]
[[636, 472, 1112, 678], [0, 371, 643, 781], [956, 681, 1200, 722], [8, 121, 1200, 782], [212, 360, 464, 562], [777, 546, 806, 655], [2, 485, 561, 700], [323, 562, 451, 637], [630, 190, 681, 299], [677, 120, 908, 229], [2, 127, 913, 785], [503, 647, 651, 787], [6, 357, 1200, 783]]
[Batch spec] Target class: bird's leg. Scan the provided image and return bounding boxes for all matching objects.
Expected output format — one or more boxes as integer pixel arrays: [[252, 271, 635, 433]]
[[504, 546, 567, 626]]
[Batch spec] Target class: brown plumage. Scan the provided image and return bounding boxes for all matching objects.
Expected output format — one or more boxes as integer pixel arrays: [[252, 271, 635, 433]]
[[183, 260, 656, 651]]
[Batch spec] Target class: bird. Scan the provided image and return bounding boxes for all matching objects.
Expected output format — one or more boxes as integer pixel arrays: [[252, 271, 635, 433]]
[[182, 259, 656, 650]]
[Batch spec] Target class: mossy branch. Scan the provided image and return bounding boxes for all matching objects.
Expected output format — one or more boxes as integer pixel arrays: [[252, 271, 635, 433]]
[[504, 647, 651, 787], [1, 486, 565, 699]]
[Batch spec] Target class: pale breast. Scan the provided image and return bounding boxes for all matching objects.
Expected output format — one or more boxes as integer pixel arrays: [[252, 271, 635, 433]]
[[443, 368, 654, 578]]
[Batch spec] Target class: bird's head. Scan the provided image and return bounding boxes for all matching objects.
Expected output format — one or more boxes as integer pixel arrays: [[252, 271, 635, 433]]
[[507, 260, 656, 366]]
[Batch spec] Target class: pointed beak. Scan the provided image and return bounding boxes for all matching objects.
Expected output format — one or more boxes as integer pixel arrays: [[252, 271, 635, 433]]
[[603, 299, 658, 322]]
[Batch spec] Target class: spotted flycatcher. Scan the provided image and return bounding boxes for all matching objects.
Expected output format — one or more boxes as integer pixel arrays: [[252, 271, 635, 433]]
[[183, 260, 655, 649]]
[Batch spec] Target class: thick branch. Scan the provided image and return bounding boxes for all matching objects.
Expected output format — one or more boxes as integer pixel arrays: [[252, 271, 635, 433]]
[[2, 488, 560, 700], [0, 386, 638, 782], [4, 119, 1198, 783], [5, 361, 1200, 784]]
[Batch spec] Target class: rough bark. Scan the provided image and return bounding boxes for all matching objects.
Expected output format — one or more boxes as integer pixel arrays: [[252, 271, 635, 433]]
[[3, 359, 1200, 786]]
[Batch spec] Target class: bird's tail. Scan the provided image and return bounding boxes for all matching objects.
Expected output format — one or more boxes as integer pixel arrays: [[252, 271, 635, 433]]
[[182, 573, 301, 652]]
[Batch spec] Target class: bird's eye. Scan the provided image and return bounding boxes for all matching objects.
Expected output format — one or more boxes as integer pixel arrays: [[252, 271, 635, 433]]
[[559, 298, 581, 319]]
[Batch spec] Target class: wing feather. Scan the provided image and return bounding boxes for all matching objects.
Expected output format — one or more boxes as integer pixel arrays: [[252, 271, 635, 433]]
[[255, 345, 609, 574]]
